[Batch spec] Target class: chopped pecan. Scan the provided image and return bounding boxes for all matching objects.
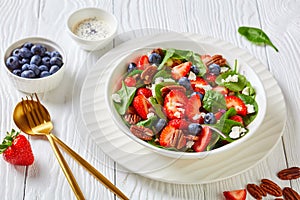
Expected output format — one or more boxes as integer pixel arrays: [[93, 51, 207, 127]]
[[160, 85, 186, 98], [274, 198, 284, 200], [277, 167, 300, 180], [130, 125, 154, 141], [124, 113, 141, 125], [168, 129, 186, 149], [282, 187, 300, 200], [205, 54, 227, 67], [140, 66, 157, 84], [247, 183, 266, 199], [260, 179, 282, 197]]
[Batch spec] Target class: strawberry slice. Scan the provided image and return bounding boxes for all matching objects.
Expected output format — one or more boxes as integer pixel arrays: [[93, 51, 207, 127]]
[[185, 94, 202, 122], [212, 86, 228, 95], [168, 119, 189, 129], [171, 61, 192, 80], [164, 90, 188, 120], [190, 77, 208, 94], [136, 88, 152, 98], [230, 115, 244, 126], [214, 111, 224, 120], [124, 76, 136, 87], [133, 94, 151, 120], [192, 126, 212, 152], [225, 96, 247, 116], [137, 55, 150, 70], [159, 125, 186, 149], [223, 189, 247, 200]]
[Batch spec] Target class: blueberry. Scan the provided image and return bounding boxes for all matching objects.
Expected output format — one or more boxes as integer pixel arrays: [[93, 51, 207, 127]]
[[30, 55, 42, 65], [12, 48, 21, 58], [127, 62, 136, 73], [6, 56, 20, 70], [19, 58, 29, 65], [50, 56, 63, 67], [23, 42, 33, 49], [191, 92, 204, 101], [21, 63, 30, 71], [208, 64, 221, 75], [178, 77, 191, 89], [38, 65, 49, 72], [155, 119, 167, 132], [21, 70, 35, 78], [204, 112, 217, 124], [188, 123, 202, 135], [51, 51, 62, 58], [40, 71, 51, 78], [148, 53, 162, 65], [19, 47, 32, 58], [42, 56, 51, 66], [49, 65, 60, 74], [28, 64, 40, 76], [31, 44, 46, 56], [190, 65, 200, 75], [44, 51, 51, 57], [12, 69, 22, 76]]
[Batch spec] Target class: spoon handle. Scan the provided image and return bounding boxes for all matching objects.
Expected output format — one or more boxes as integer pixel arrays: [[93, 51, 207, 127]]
[[46, 134, 85, 200], [50, 134, 129, 200]]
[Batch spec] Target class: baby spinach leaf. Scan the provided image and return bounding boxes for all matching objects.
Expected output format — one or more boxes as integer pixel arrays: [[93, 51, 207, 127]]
[[158, 48, 175, 70], [236, 93, 258, 126], [203, 90, 226, 112], [136, 115, 158, 128], [113, 82, 136, 115], [215, 71, 247, 92], [238, 26, 279, 52], [126, 69, 143, 77], [152, 69, 172, 81]]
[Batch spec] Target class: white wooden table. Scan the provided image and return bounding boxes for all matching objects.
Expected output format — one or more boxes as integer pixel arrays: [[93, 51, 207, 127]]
[[0, 0, 299, 199]]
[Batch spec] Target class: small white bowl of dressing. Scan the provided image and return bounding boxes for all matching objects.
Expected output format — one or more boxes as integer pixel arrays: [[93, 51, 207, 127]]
[[67, 7, 118, 51]]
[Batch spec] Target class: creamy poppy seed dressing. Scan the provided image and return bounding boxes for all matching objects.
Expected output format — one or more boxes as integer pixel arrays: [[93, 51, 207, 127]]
[[73, 17, 110, 40]]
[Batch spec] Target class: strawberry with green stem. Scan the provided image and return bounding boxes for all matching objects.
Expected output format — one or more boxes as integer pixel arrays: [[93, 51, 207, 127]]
[[0, 129, 34, 166]]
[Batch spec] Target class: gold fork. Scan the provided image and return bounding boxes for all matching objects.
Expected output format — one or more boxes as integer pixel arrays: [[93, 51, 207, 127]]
[[16, 94, 128, 200]]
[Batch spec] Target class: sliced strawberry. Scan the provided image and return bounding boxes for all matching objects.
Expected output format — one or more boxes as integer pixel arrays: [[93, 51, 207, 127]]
[[133, 94, 151, 120], [124, 76, 136, 87], [164, 90, 188, 120], [192, 126, 212, 152], [137, 55, 150, 70], [159, 125, 186, 149], [230, 115, 244, 126], [136, 88, 152, 98], [171, 61, 192, 80], [190, 77, 208, 94], [223, 189, 247, 200], [185, 94, 202, 122], [212, 86, 228, 95], [168, 119, 189, 129], [214, 111, 224, 120], [205, 73, 217, 85], [225, 96, 247, 116]]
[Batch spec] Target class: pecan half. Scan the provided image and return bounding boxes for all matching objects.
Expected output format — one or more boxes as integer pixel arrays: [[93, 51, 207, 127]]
[[124, 113, 141, 125], [168, 129, 186, 149], [205, 54, 227, 67], [282, 187, 300, 200], [130, 125, 154, 141], [160, 85, 186, 98], [247, 183, 267, 199], [140, 66, 157, 84], [260, 179, 282, 197], [277, 167, 300, 180]]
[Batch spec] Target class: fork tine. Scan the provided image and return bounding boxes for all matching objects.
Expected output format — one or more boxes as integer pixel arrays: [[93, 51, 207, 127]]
[[22, 97, 37, 129], [26, 95, 43, 126], [30, 94, 45, 124], [34, 93, 50, 121]]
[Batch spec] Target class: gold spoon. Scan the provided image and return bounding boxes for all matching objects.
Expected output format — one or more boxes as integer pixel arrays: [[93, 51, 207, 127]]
[[13, 95, 129, 200]]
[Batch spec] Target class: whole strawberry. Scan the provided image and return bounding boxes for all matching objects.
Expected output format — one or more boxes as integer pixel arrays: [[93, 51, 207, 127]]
[[0, 129, 34, 166]]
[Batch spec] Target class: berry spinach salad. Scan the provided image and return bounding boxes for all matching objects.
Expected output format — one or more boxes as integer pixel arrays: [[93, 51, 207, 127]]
[[112, 48, 258, 153]]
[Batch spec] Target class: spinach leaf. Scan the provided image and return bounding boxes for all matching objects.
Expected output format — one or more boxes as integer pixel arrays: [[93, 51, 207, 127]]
[[158, 48, 175, 70], [152, 69, 172, 81], [238, 26, 279, 52], [136, 115, 158, 128], [149, 97, 167, 120], [237, 93, 258, 126], [113, 82, 136, 115], [126, 69, 143, 77], [202, 90, 226, 112], [215, 71, 247, 92]]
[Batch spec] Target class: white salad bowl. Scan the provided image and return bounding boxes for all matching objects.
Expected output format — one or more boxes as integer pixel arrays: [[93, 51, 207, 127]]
[[105, 43, 267, 159]]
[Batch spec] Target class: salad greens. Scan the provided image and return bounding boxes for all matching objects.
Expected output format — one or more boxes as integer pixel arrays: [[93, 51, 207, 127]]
[[113, 82, 136, 115]]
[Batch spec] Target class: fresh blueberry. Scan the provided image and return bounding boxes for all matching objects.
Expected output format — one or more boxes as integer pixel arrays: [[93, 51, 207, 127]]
[[40, 71, 51, 78], [42, 56, 51, 66], [44, 51, 51, 57], [19, 47, 32, 58], [188, 123, 202, 135], [12, 69, 22, 76], [30, 55, 42, 65], [208, 64, 221, 75], [23, 42, 33, 49], [50, 56, 63, 67], [51, 51, 62, 58], [204, 112, 217, 124], [12, 48, 21, 58], [49, 65, 60, 74], [155, 118, 167, 132], [6, 56, 20, 70], [19, 58, 29, 65], [28, 64, 40, 76], [21, 63, 30, 71], [127, 62, 136, 73], [178, 77, 191, 89], [190, 65, 200, 75], [148, 53, 162, 65], [31, 44, 46, 56], [21, 70, 35, 78], [38, 65, 49, 72], [191, 92, 204, 101]]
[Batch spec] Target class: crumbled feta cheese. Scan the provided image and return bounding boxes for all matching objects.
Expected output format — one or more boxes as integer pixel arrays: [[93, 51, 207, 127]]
[[186, 141, 195, 149], [174, 102, 183, 107], [147, 112, 155, 118], [229, 126, 247, 139], [246, 104, 255, 114], [221, 74, 239, 83], [177, 108, 185, 113], [195, 84, 212, 91], [220, 67, 229, 73], [164, 78, 175, 82], [155, 77, 164, 84], [174, 111, 181, 118], [112, 93, 121, 103], [188, 71, 197, 81], [242, 87, 250, 95], [235, 105, 242, 111], [192, 112, 206, 120]]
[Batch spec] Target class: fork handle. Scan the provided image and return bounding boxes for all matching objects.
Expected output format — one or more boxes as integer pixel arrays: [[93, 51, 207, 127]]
[[50, 134, 129, 200], [46, 134, 85, 200]]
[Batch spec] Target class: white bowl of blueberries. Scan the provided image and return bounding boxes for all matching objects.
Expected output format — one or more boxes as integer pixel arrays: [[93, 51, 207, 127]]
[[3, 37, 65, 93]]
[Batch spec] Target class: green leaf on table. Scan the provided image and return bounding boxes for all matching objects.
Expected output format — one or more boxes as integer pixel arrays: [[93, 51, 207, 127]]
[[238, 26, 279, 52], [113, 82, 136, 115]]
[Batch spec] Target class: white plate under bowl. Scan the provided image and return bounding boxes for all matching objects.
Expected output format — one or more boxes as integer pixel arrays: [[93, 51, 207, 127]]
[[79, 33, 286, 184]]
